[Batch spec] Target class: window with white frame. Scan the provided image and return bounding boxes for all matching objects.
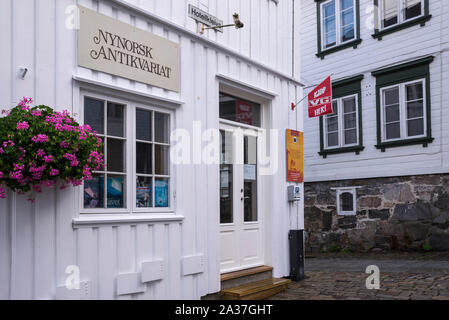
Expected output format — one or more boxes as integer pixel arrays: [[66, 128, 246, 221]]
[[379, 0, 423, 29], [82, 95, 171, 211], [380, 79, 426, 142], [324, 94, 359, 149], [321, 0, 356, 50], [335, 187, 358, 215]]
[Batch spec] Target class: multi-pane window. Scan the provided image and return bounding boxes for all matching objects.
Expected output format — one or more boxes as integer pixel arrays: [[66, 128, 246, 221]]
[[136, 109, 170, 208], [380, 0, 423, 29], [82, 96, 171, 211], [83, 97, 126, 209], [380, 79, 426, 142], [321, 0, 356, 49], [324, 95, 359, 149]]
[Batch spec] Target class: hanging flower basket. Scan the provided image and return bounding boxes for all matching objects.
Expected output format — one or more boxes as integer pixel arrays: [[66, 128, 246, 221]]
[[0, 97, 104, 201]]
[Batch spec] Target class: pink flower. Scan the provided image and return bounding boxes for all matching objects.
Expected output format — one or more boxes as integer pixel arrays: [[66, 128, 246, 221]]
[[43, 155, 54, 163], [0, 187, 5, 199], [31, 110, 42, 116], [31, 134, 49, 143], [37, 149, 45, 157], [49, 169, 59, 176], [60, 141, 70, 148], [19, 97, 33, 110], [0, 148, 3, 154], [17, 121, 29, 130]]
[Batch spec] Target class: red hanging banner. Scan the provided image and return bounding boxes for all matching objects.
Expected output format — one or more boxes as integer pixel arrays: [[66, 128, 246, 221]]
[[308, 76, 333, 118]]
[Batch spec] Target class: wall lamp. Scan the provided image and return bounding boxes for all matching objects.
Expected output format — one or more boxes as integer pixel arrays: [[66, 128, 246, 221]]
[[200, 13, 244, 34]]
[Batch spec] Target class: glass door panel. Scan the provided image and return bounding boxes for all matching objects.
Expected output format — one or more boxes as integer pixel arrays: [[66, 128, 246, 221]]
[[243, 135, 258, 222], [220, 130, 233, 224]]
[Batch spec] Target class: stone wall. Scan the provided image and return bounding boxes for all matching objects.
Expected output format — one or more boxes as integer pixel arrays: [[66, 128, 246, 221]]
[[304, 174, 449, 253]]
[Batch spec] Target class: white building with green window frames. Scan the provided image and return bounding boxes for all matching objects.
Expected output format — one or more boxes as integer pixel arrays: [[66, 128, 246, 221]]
[[301, 0, 449, 253]]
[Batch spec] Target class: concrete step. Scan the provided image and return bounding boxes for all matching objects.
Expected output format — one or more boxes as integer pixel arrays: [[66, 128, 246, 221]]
[[221, 278, 291, 300], [220, 266, 273, 290]]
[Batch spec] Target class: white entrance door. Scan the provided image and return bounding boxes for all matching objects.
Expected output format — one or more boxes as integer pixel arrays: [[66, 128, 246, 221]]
[[219, 123, 264, 273]]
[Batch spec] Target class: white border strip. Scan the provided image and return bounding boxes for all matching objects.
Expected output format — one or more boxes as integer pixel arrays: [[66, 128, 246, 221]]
[[72, 214, 184, 228]]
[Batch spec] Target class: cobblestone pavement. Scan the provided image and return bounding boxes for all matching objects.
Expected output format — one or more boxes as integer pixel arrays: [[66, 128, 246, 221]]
[[269, 253, 449, 300]]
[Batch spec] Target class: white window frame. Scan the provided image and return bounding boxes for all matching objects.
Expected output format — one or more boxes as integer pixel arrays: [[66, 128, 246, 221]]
[[79, 91, 174, 215], [320, 0, 357, 51], [378, 0, 424, 30], [323, 94, 359, 150], [380, 78, 427, 143], [333, 187, 359, 216]]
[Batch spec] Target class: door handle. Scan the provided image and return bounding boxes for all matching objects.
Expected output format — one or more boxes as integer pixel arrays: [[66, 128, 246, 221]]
[[241, 196, 250, 201]]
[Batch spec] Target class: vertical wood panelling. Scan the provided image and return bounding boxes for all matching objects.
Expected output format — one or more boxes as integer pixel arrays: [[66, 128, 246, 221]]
[[135, 224, 154, 300], [12, 195, 34, 299], [0, 192, 11, 299], [97, 226, 115, 299], [116, 225, 135, 300]]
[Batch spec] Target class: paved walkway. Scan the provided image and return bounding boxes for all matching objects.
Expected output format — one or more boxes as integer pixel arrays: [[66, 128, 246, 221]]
[[269, 252, 449, 300]]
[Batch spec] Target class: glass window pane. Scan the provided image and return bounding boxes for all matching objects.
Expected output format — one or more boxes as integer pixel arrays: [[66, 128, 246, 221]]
[[327, 116, 338, 132], [155, 145, 169, 175], [136, 109, 152, 141], [84, 174, 104, 208], [84, 97, 104, 135], [341, 24, 354, 42], [219, 93, 261, 127], [244, 136, 257, 165], [220, 130, 233, 224], [323, 1, 335, 17], [406, 83, 423, 101], [136, 176, 152, 208], [340, 192, 353, 211], [386, 122, 400, 140], [343, 97, 356, 113], [107, 102, 125, 137], [136, 142, 152, 174], [221, 130, 233, 165], [408, 118, 424, 137], [244, 180, 258, 222], [344, 113, 357, 129], [383, 0, 398, 27], [384, 87, 399, 105], [341, 10, 354, 26], [155, 178, 169, 207], [340, 0, 353, 10], [405, 0, 422, 20], [154, 112, 170, 143], [344, 129, 357, 145], [107, 139, 125, 172], [107, 175, 125, 208], [327, 132, 339, 147], [407, 101, 424, 119], [385, 105, 400, 122]]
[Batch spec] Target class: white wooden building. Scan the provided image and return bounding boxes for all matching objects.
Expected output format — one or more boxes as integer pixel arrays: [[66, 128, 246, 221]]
[[0, 0, 304, 299], [300, 0, 449, 252]]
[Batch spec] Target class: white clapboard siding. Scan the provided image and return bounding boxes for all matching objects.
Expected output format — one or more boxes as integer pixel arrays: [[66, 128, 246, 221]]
[[0, 0, 303, 299], [300, 0, 449, 182]]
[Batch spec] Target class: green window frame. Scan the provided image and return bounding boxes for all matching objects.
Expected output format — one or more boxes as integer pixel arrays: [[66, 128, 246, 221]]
[[372, 0, 431, 40], [319, 75, 364, 158], [316, 0, 362, 59], [372, 56, 434, 151]]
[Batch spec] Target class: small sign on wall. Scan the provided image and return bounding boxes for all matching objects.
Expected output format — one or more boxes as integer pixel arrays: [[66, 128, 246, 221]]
[[78, 6, 180, 92], [286, 129, 304, 183]]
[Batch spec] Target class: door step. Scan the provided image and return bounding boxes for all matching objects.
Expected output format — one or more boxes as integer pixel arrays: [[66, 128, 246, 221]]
[[221, 266, 273, 290], [221, 278, 291, 300]]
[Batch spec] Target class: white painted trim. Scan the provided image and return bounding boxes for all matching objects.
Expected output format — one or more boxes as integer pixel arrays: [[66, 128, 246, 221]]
[[107, 0, 304, 87], [72, 214, 184, 228], [216, 74, 278, 100], [73, 75, 184, 108]]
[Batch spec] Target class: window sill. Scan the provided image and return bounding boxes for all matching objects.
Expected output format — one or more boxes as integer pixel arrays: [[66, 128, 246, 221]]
[[319, 145, 365, 158], [72, 214, 184, 228], [316, 39, 362, 59], [372, 15, 432, 41], [375, 136, 434, 152]]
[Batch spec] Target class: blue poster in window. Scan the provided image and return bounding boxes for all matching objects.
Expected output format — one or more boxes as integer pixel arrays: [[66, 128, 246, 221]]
[[155, 180, 169, 207], [107, 176, 124, 208]]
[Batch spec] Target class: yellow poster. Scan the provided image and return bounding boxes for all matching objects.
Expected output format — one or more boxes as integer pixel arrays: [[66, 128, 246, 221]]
[[286, 129, 304, 183]]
